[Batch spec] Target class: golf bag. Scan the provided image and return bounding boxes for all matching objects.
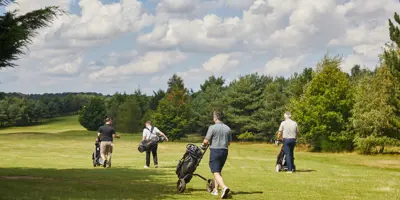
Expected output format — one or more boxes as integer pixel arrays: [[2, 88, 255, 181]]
[[175, 144, 214, 193], [138, 136, 166, 153], [176, 144, 203, 182], [92, 138, 101, 167]]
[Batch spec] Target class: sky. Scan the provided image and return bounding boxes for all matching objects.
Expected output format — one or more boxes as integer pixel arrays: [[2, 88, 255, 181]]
[[0, 0, 399, 95]]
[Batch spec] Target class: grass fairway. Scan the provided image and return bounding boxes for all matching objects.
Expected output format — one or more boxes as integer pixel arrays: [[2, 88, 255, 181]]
[[0, 116, 399, 200]]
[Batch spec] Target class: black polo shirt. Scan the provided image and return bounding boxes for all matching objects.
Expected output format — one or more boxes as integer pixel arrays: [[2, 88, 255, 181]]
[[98, 124, 116, 142]]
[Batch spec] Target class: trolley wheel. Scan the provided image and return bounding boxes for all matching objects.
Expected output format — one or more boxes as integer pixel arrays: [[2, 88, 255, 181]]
[[206, 179, 215, 192], [177, 179, 186, 193], [276, 164, 282, 172]]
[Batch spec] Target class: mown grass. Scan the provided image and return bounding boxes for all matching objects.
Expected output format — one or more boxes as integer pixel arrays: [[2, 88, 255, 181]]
[[0, 115, 84, 134], [0, 116, 399, 200]]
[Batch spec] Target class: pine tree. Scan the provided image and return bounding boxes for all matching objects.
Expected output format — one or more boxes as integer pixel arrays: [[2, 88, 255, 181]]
[[115, 97, 141, 133], [153, 74, 191, 140], [79, 97, 107, 131]]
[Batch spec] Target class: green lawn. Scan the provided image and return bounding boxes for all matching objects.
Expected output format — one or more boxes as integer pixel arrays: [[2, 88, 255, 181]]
[[0, 115, 85, 134], [0, 116, 399, 200]]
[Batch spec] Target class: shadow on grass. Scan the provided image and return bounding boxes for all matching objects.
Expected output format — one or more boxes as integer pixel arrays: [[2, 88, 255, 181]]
[[217, 191, 264, 199], [159, 165, 178, 169], [295, 169, 316, 173], [381, 151, 400, 155], [0, 167, 177, 200]]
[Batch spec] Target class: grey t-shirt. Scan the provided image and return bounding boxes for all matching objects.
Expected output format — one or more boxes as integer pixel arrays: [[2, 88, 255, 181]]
[[278, 119, 299, 139], [205, 122, 232, 149]]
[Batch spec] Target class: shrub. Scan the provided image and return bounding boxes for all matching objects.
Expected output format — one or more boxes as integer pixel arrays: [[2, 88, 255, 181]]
[[78, 97, 107, 131], [354, 135, 399, 154], [238, 131, 255, 141]]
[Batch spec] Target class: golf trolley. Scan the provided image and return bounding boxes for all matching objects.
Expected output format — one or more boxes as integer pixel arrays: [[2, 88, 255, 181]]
[[275, 140, 296, 172], [175, 144, 215, 193], [92, 137, 103, 167]]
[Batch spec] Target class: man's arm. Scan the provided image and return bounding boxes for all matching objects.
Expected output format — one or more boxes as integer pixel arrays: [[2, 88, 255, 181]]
[[112, 128, 120, 139], [228, 130, 232, 146], [202, 126, 213, 146], [155, 127, 169, 141], [142, 129, 147, 141], [97, 127, 102, 138], [277, 122, 283, 138]]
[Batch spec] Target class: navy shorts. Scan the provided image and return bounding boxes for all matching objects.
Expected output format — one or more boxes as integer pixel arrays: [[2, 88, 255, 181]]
[[209, 148, 228, 173]]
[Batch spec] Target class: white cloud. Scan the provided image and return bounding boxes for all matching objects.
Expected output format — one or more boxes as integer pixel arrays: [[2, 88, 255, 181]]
[[5, 0, 71, 14], [89, 51, 187, 82], [6, 0, 154, 56], [137, 0, 348, 56], [156, 0, 199, 14], [264, 56, 304, 76], [202, 53, 240, 72], [223, 0, 255, 10], [45, 56, 84, 76], [2, 0, 400, 94]]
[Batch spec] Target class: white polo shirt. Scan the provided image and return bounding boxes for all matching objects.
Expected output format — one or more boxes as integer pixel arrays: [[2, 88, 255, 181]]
[[142, 126, 161, 140]]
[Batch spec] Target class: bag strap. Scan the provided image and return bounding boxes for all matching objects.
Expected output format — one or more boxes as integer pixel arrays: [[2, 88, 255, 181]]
[[145, 126, 156, 135]]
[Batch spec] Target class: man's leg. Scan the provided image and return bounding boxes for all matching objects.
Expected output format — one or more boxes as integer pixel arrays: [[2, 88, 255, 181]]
[[290, 140, 296, 171], [213, 173, 227, 189], [107, 142, 113, 167], [209, 149, 220, 195], [152, 144, 158, 167], [145, 150, 150, 168], [283, 139, 292, 171], [218, 149, 229, 199], [99, 142, 107, 165]]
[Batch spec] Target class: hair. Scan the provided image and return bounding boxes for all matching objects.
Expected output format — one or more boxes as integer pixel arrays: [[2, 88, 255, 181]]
[[105, 117, 112, 123], [284, 111, 291, 119], [145, 121, 151, 125], [213, 110, 224, 121]]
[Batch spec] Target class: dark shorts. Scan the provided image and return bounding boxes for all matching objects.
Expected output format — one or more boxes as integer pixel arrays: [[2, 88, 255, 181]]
[[209, 148, 228, 173]]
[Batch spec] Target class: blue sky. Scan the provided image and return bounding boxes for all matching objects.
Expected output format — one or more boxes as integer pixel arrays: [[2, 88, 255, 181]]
[[0, 0, 397, 95]]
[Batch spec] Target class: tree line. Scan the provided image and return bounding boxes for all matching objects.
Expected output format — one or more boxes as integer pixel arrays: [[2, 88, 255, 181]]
[[0, 93, 96, 127], [79, 13, 400, 154]]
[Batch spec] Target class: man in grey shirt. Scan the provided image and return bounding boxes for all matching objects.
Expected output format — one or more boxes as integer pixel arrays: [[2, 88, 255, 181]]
[[278, 111, 299, 173], [201, 110, 232, 199]]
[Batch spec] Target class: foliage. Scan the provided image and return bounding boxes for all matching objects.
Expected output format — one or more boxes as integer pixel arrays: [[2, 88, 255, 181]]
[[252, 77, 289, 140], [237, 131, 261, 141], [354, 135, 399, 154], [115, 97, 141, 133], [190, 76, 227, 135], [0, 5, 65, 68], [350, 68, 393, 139], [289, 55, 354, 151], [0, 94, 92, 127], [153, 74, 191, 140], [222, 73, 272, 136], [78, 97, 107, 131]]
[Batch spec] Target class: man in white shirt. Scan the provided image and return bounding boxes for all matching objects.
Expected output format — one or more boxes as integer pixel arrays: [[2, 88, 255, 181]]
[[277, 112, 299, 173], [142, 121, 169, 168]]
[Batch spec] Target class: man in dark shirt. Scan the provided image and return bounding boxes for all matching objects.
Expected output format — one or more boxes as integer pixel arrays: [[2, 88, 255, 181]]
[[97, 118, 120, 168]]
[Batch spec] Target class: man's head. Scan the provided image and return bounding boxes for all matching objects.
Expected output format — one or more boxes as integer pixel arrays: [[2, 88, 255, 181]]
[[213, 110, 223, 122], [145, 120, 151, 128], [284, 111, 291, 119], [105, 117, 112, 125]]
